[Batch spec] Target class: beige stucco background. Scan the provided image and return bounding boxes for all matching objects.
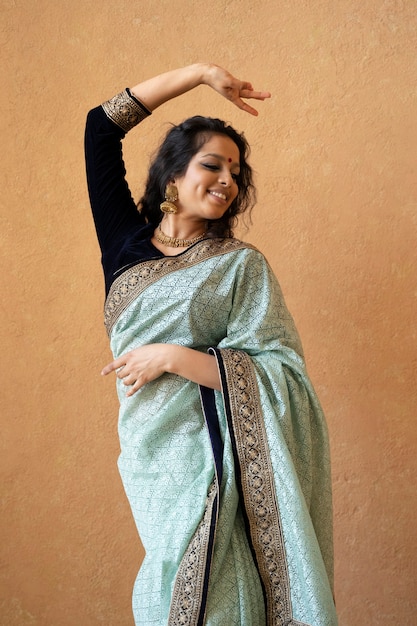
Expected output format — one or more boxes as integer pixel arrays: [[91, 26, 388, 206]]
[[1, 1, 416, 624]]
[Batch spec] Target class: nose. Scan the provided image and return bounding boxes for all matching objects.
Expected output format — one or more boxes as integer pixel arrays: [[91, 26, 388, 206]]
[[219, 169, 233, 187]]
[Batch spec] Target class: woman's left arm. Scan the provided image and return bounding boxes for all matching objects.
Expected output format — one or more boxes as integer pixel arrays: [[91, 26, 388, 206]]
[[101, 344, 221, 396]]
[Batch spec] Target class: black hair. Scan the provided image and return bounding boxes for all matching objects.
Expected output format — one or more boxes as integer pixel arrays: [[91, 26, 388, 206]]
[[138, 116, 256, 238]]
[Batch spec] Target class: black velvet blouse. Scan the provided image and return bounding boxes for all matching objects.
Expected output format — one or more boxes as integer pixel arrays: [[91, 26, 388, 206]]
[[85, 97, 162, 296]]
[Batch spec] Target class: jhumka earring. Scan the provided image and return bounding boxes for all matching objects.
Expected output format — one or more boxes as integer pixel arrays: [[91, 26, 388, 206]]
[[160, 183, 178, 214]]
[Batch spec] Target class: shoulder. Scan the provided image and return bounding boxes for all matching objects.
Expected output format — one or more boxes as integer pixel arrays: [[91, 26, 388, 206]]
[[223, 238, 271, 269], [209, 237, 264, 259], [201, 237, 278, 286], [196, 237, 267, 269], [186, 238, 274, 280]]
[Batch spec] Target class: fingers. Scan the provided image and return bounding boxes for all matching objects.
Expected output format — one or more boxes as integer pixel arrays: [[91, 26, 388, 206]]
[[240, 89, 271, 101], [101, 356, 132, 377], [120, 371, 148, 397], [101, 359, 122, 376], [118, 372, 139, 387], [126, 381, 141, 397], [239, 81, 253, 91], [231, 86, 271, 116], [212, 69, 270, 114], [236, 100, 259, 116], [101, 351, 150, 397], [232, 97, 262, 117], [101, 361, 137, 383], [101, 361, 142, 396]]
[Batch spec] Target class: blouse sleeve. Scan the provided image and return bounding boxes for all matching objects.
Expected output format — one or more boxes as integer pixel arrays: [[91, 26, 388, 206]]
[[84, 88, 152, 255]]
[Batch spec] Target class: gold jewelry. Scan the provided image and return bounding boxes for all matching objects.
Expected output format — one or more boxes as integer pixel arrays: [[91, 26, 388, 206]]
[[154, 225, 206, 248], [160, 183, 179, 214]]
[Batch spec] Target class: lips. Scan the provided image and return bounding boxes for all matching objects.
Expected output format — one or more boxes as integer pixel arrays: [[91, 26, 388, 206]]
[[209, 190, 227, 201]]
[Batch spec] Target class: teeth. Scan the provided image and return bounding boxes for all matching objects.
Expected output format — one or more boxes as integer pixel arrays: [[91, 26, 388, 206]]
[[209, 191, 227, 200]]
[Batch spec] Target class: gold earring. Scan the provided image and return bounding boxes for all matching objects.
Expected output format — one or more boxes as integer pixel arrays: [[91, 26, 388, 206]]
[[160, 183, 178, 214]]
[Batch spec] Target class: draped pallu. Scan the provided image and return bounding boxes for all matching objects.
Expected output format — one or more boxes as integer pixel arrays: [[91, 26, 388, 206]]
[[104, 238, 338, 626]]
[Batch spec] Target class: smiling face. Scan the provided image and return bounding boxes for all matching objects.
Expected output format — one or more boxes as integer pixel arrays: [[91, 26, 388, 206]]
[[172, 134, 240, 223]]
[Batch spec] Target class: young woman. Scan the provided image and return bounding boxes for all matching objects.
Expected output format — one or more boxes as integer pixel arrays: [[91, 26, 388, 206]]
[[85, 63, 337, 626]]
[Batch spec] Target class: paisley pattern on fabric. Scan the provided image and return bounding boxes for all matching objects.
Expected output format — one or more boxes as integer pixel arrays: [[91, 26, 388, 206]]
[[108, 238, 338, 626]]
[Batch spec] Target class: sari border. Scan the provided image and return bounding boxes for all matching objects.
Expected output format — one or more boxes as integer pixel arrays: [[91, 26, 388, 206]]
[[167, 480, 218, 626], [211, 347, 293, 626], [104, 238, 256, 335], [168, 385, 225, 625]]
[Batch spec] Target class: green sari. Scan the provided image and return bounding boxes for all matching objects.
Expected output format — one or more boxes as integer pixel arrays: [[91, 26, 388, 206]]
[[105, 238, 337, 626]]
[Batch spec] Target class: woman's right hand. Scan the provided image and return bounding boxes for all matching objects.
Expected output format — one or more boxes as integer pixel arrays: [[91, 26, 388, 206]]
[[202, 63, 271, 116]]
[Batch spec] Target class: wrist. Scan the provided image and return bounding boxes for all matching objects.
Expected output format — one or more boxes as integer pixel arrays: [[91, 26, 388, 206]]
[[197, 62, 217, 86], [163, 344, 183, 376]]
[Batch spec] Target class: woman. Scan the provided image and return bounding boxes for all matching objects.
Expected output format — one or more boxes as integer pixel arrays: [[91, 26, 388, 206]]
[[85, 63, 337, 626]]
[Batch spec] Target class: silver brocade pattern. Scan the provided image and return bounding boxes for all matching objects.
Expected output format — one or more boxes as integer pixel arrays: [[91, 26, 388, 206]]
[[108, 240, 337, 626], [104, 238, 256, 335]]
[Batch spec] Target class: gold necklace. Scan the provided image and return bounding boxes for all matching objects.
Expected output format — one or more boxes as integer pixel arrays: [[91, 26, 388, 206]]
[[154, 224, 206, 248]]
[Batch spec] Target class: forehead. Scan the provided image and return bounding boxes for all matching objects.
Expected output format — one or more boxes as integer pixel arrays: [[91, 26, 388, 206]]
[[196, 134, 240, 160]]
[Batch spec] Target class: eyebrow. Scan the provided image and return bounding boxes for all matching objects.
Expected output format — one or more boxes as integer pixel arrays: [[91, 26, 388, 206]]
[[201, 152, 240, 169]]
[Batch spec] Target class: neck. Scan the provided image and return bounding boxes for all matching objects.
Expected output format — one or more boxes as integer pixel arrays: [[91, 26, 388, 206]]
[[159, 216, 207, 240], [154, 223, 207, 248]]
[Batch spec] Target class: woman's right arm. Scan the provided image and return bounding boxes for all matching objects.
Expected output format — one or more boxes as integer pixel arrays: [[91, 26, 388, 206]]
[[85, 95, 151, 255], [129, 62, 270, 116], [85, 64, 269, 256]]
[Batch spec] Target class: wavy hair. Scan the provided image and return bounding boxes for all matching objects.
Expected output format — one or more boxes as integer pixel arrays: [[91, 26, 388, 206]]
[[138, 116, 256, 238]]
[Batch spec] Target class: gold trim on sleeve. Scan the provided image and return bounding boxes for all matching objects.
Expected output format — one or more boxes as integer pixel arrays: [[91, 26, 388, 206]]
[[101, 88, 151, 132]]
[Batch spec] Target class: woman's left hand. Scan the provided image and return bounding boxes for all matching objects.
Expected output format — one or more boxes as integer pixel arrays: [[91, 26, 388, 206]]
[[101, 344, 169, 397], [101, 343, 222, 395]]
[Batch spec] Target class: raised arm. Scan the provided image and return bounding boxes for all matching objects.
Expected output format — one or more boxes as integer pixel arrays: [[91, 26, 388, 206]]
[[86, 64, 269, 266], [130, 62, 270, 116], [99, 64, 270, 392]]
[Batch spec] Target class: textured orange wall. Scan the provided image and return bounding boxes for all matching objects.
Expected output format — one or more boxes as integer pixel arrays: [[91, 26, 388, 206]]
[[2, 1, 416, 624]]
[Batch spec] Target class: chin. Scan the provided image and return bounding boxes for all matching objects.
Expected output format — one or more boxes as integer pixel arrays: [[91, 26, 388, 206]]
[[204, 207, 230, 221]]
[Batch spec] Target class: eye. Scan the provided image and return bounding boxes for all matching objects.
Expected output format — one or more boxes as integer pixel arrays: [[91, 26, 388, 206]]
[[231, 172, 239, 182], [202, 163, 220, 171]]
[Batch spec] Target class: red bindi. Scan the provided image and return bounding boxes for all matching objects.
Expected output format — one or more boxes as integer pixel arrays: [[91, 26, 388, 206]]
[[228, 157, 232, 163]]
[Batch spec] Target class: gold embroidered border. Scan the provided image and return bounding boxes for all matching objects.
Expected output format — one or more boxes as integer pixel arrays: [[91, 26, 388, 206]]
[[221, 349, 293, 626], [168, 480, 217, 626], [104, 239, 256, 335], [101, 89, 151, 132]]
